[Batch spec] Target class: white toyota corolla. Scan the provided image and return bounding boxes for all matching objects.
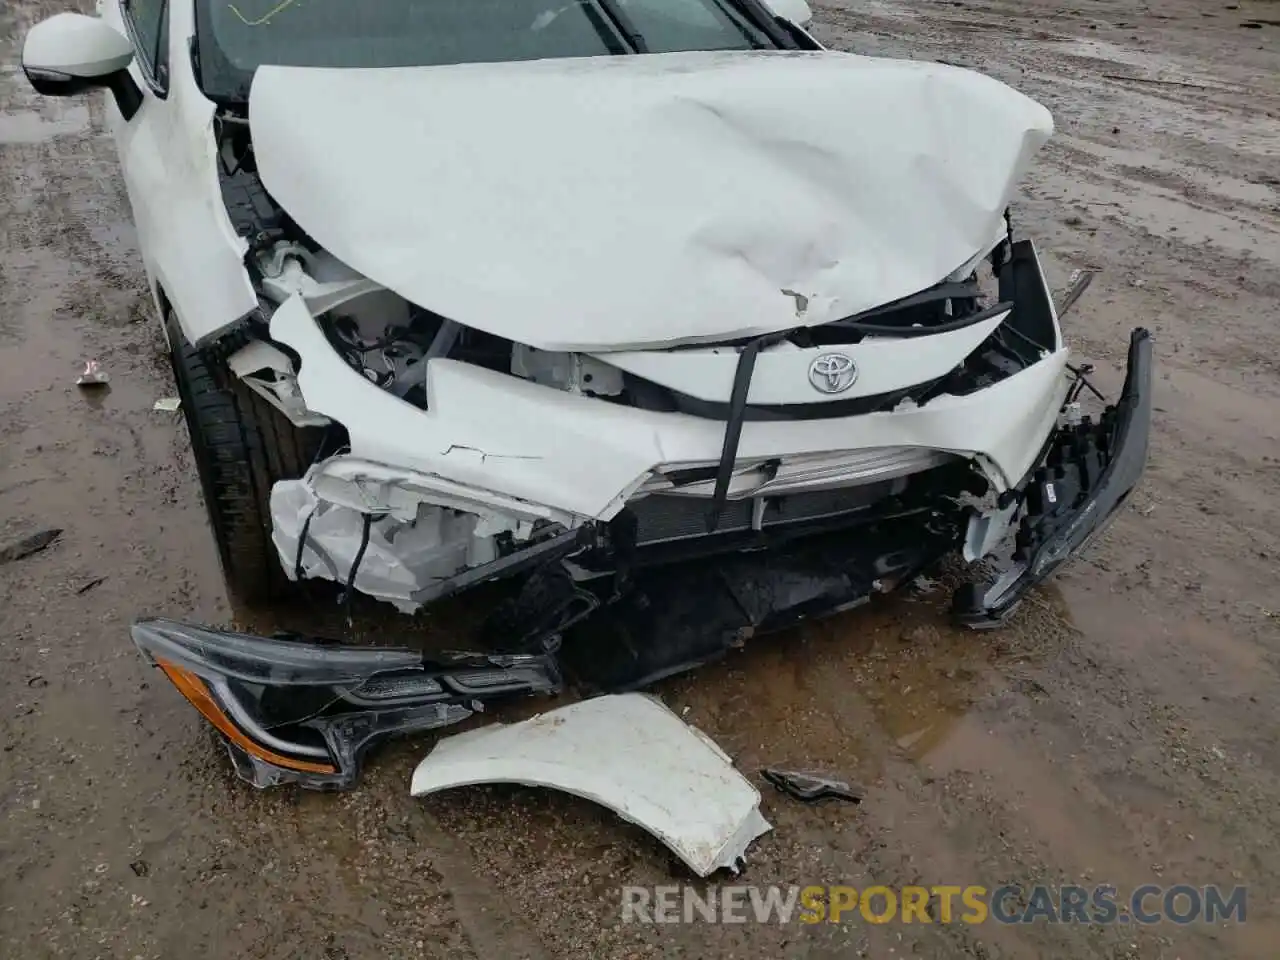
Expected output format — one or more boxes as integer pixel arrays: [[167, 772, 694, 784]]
[[22, 0, 1150, 787]]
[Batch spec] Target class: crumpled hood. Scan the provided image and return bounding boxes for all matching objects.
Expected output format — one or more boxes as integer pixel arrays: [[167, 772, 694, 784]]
[[250, 51, 1052, 351]]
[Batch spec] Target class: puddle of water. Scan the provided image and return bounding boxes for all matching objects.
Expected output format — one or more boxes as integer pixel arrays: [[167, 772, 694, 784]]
[[0, 104, 90, 144], [647, 597, 999, 787]]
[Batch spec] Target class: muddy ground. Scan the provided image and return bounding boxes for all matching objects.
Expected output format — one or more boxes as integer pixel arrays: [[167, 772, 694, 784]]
[[1, 0, 1278, 956]]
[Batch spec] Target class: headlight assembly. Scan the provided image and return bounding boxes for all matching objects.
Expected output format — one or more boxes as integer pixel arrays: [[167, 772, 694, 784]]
[[131, 619, 561, 790]]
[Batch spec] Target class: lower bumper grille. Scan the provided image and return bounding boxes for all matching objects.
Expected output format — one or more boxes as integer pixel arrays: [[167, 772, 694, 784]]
[[630, 479, 901, 545]]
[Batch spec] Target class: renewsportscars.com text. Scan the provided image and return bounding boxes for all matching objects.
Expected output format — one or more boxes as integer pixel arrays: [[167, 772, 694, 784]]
[[620, 884, 1247, 926]]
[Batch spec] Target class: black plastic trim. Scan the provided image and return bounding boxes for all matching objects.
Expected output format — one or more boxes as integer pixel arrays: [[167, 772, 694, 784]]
[[953, 327, 1154, 626]]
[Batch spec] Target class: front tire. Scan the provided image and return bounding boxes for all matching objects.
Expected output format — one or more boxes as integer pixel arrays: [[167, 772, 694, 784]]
[[164, 309, 322, 604]]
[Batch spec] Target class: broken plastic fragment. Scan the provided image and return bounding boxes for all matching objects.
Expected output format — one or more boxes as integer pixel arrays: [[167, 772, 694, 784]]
[[0, 528, 61, 565], [761, 768, 865, 804], [75, 359, 108, 386], [152, 397, 181, 412], [1055, 269, 1094, 317], [410, 693, 771, 876]]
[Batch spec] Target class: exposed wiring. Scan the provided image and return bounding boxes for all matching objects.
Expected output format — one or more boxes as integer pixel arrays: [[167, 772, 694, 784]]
[[293, 502, 319, 582], [324, 315, 413, 353], [1066, 363, 1104, 404], [343, 513, 374, 629], [999, 321, 1050, 355], [999, 322, 1106, 404]]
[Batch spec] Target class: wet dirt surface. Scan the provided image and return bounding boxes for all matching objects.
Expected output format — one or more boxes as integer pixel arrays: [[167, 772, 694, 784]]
[[2, 0, 1279, 956]]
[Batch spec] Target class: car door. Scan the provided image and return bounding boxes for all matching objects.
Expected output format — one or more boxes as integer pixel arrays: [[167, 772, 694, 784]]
[[97, 0, 170, 308], [96, 0, 259, 344]]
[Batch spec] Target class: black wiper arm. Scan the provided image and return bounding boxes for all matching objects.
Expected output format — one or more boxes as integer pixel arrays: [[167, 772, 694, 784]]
[[707, 329, 793, 531], [724, 0, 803, 49], [844, 279, 982, 322], [578, 0, 631, 55], [706, 0, 787, 49], [591, 0, 649, 52]]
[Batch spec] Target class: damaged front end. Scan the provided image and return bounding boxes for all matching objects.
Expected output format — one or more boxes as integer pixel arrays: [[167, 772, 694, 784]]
[[131, 52, 1156, 788], [955, 325, 1154, 626], [131, 619, 561, 789]]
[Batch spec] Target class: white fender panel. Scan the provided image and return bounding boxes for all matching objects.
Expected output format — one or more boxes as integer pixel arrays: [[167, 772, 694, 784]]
[[410, 694, 771, 877], [100, 0, 258, 345]]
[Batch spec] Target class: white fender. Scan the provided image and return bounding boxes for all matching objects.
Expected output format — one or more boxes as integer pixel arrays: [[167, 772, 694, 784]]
[[410, 694, 771, 877]]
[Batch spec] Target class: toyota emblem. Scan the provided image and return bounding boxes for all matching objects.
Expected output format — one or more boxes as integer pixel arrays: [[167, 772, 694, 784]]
[[808, 353, 858, 394]]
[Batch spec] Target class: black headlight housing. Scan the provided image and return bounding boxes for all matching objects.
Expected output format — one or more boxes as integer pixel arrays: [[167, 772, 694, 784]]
[[132, 619, 561, 789]]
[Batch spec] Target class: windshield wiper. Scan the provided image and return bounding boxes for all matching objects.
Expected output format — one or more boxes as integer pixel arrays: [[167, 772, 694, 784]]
[[578, 0, 631, 54], [705, 0, 781, 49], [591, 0, 649, 52], [723, 0, 802, 48]]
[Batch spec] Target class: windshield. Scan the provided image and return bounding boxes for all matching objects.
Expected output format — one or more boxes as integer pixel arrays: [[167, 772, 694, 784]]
[[195, 0, 778, 100]]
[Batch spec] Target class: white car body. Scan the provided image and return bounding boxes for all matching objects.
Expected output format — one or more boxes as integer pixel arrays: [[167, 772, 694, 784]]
[[29, 0, 1155, 786], [25, 0, 1145, 642]]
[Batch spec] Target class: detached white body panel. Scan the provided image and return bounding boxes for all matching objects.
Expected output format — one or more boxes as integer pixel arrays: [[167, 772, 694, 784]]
[[250, 51, 1052, 350], [410, 694, 771, 877]]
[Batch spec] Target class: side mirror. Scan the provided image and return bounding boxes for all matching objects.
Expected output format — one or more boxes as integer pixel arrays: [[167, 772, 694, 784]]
[[22, 13, 142, 120], [761, 0, 813, 28]]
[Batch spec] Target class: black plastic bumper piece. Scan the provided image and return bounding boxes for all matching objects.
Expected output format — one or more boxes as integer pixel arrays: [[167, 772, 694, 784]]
[[953, 327, 1154, 626], [563, 515, 959, 691]]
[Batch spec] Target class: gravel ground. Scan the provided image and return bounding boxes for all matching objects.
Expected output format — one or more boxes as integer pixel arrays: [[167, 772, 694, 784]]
[[2, 0, 1279, 957]]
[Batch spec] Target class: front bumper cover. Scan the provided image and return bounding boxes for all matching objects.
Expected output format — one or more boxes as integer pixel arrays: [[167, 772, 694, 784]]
[[953, 327, 1154, 626], [134, 330, 1151, 789]]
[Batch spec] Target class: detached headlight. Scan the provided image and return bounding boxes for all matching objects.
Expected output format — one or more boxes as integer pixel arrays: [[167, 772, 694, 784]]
[[132, 619, 561, 790]]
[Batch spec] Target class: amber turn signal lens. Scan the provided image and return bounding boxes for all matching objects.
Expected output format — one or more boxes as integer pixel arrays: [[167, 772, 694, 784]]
[[155, 659, 337, 774]]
